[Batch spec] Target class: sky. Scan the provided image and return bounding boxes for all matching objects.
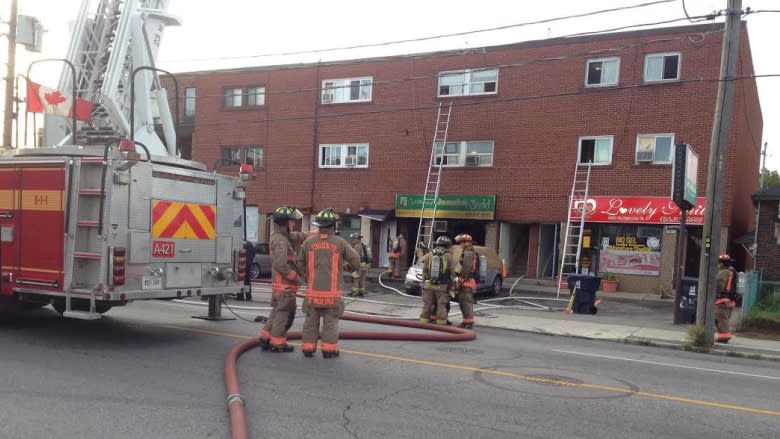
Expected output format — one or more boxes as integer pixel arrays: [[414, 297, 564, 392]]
[[1, 0, 778, 174]]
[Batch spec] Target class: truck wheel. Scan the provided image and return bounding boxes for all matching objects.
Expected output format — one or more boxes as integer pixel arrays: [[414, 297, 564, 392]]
[[249, 263, 261, 279], [51, 300, 113, 315], [489, 276, 503, 296]]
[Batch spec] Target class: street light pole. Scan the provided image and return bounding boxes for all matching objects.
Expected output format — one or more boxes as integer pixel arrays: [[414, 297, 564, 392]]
[[696, 0, 742, 345]]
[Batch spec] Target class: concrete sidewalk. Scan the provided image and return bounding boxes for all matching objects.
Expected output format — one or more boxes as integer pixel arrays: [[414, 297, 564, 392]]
[[254, 270, 780, 360]]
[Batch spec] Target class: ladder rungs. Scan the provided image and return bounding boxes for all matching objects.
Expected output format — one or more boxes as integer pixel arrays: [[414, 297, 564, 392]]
[[79, 189, 105, 196], [74, 251, 102, 260]]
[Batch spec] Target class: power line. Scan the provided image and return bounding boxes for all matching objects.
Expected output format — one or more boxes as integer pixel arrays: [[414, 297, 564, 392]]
[[161, 0, 678, 63]]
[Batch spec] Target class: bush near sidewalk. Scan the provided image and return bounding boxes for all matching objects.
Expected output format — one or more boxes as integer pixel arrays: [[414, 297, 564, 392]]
[[739, 294, 780, 340]]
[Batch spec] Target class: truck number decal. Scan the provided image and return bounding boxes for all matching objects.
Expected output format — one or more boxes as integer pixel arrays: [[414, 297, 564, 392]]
[[152, 240, 176, 258]]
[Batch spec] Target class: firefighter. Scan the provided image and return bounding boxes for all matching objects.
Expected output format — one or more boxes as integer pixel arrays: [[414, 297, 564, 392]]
[[349, 233, 369, 297], [454, 233, 477, 329], [298, 208, 361, 358], [419, 236, 456, 325], [714, 253, 739, 343], [387, 232, 407, 280], [236, 240, 256, 301], [259, 206, 306, 353]]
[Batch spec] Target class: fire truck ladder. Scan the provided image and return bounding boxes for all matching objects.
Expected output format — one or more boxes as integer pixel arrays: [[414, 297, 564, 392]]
[[62, 156, 110, 319], [412, 102, 453, 264], [556, 161, 593, 298]]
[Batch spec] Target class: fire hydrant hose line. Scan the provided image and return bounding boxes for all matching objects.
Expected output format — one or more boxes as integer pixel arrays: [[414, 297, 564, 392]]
[[223, 312, 476, 439]]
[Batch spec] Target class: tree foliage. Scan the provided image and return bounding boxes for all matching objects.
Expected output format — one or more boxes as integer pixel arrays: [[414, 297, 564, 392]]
[[761, 169, 780, 187]]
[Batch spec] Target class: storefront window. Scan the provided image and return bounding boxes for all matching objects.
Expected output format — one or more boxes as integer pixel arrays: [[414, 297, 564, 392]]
[[598, 224, 662, 276]]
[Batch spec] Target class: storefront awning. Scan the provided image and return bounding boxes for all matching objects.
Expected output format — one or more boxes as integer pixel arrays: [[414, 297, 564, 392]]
[[358, 209, 393, 221]]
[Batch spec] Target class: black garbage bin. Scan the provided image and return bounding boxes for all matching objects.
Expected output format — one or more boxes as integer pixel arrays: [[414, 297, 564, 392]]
[[567, 274, 601, 314], [677, 277, 698, 324]]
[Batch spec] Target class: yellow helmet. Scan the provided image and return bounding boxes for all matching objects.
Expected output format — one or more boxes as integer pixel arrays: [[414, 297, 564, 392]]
[[313, 208, 339, 227], [273, 206, 303, 224]]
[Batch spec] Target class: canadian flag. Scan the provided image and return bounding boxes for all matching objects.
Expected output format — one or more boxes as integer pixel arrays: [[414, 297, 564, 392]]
[[26, 80, 94, 122]]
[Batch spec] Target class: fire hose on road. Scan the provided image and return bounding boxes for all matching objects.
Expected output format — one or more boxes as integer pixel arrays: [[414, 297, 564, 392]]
[[223, 310, 475, 439]]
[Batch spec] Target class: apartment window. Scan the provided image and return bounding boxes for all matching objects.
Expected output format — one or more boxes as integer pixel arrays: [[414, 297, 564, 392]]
[[438, 68, 498, 97], [184, 87, 196, 118], [578, 136, 613, 165], [223, 86, 266, 108], [434, 140, 494, 167], [220, 146, 264, 167], [319, 144, 369, 168], [321, 77, 372, 104], [644, 52, 680, 82], [247, 87, 265, 106], [636, 134, 674, 163], [586, 58, 619, 86]]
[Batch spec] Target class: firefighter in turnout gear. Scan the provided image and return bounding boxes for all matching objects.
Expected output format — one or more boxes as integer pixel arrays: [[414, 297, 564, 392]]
[[298, 209, 361, 358], [259, 206, 306, 353], [349, 233, 369, 297], [419, 236, 456, 325], [714, 253, 738, 343], [387, 232, 407, 279], [454, 234, 477, 329]]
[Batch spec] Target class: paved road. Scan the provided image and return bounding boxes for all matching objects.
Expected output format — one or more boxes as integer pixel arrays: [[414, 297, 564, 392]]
[[0, 300, 777, 439]]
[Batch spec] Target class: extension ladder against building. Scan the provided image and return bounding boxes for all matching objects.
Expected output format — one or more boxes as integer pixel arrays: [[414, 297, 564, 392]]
[[556, 161, 593, 298], [412, 102, 453, 264]]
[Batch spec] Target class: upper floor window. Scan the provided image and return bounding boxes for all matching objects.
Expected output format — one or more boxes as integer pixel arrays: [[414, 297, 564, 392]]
[[578, 136, 613, 165], [223, 86, 266, 108], [184, 87, 196, 118], [322, 78, 372, 104], [319, 143, 369, 168], [221, 145, 264, 167], [438, 68, 498, 97], [644, 52, 680, 82], [434, 140, 494, 167], [586, 58, 619, 86], [636, 134, 674, 164]]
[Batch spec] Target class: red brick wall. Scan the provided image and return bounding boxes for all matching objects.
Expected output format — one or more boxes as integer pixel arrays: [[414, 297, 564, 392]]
[[164, 23, 760, 231], [756, 200, 780, 281]]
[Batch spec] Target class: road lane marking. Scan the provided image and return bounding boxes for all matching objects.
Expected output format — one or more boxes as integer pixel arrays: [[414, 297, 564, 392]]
[[552, 349, 780, 381], [163, 324, 780, 418]]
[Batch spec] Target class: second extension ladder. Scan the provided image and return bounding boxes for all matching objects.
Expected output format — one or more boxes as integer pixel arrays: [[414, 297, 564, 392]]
[[556, 161, 593, 298]]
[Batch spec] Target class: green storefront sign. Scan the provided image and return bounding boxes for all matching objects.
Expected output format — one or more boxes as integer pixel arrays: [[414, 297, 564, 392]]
[[395, 194, 496, 220]]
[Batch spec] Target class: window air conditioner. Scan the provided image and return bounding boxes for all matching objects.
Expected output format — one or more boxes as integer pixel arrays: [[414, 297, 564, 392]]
[[465, 155, 480, 165], [322, 93, 334, 103], [345, 157, 356, 166], [434, 221, 448, 232], [636, 150, 654, 162]]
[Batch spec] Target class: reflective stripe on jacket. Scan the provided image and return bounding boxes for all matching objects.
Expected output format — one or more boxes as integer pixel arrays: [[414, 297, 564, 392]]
[[270, 227, 307, 293], [299, 231, 360, 306]]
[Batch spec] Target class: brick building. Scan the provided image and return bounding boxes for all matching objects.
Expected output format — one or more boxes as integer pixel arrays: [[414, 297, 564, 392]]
[[168, 22, 762, 293], [753, 184, 780, 281]]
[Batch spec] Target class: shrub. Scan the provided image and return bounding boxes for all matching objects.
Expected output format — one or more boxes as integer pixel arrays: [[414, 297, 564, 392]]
[[686, 324, 710, 350]]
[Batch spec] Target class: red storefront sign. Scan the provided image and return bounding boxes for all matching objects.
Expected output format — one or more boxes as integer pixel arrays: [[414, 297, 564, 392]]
[[573, 196, 706, 225]]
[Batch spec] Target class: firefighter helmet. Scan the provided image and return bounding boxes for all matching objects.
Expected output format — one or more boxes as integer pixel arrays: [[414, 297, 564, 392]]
[[313, 208, 339, 227], [349, 232, 362, 239], [273, 206, 303, 225], [718, 253, 732, 262], [454, 233, 473, 243], [435, 236, 452, 248]]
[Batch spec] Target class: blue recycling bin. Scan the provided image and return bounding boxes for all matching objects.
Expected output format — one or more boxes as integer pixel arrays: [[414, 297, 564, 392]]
[[567, 274, 601, 314]]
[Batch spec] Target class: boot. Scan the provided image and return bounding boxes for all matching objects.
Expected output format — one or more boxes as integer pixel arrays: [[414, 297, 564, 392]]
[[303, 351, 314, 358], [235, 294, 245, 301], [258, 338, 270, 351], [459, 322, 473, 329], [245, 293, 252, 301], [270, 344, 295, 353], [322, 350, 340, 359]]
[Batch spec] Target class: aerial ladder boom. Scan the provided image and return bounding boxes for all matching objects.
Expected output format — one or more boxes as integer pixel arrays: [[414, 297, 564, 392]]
[[49, 0, 180, 156]]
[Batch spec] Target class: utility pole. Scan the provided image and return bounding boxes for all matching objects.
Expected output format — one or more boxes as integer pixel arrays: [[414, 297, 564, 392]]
[[696, 0, 742, 345], [2, 0, 18, 147], [753, 142, 768, 267]]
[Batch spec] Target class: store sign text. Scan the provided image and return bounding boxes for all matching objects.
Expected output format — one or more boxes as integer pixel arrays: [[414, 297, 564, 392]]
[[573, 196, 706, 225]]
